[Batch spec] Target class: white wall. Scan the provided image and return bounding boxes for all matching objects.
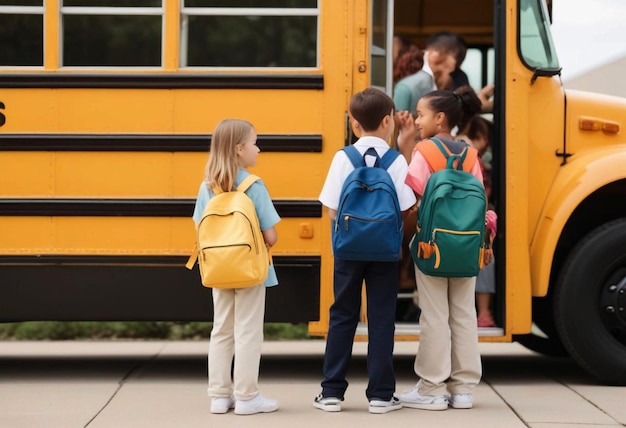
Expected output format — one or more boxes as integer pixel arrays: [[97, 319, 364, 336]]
[[562, 56, 626, 98]]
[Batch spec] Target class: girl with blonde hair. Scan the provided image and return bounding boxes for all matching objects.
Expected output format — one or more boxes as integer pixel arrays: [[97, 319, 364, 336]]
[[192, 118, 280, 415]]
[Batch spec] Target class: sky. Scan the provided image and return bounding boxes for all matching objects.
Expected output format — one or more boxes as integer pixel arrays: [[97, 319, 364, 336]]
[[550, 0, 626, 81]]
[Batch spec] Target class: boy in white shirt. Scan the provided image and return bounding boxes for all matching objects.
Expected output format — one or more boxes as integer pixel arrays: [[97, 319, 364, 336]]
[[314, 88, 416, 414]]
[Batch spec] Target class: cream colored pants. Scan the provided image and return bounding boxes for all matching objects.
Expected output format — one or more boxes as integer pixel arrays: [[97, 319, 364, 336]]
[[207, 284, 266, 401], [414, 268, 482, 396]]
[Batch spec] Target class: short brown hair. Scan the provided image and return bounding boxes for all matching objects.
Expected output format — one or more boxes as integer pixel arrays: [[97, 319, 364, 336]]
[[349, 88, 395, 132]]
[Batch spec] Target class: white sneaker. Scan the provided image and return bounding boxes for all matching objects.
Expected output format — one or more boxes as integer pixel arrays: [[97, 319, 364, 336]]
[[399, 383, 448, 411], [369, 396, 402, 414], [449, 393, 473, 409], [210, 397, 234, 414], [234, 394, 278, 415], [313, 394, 342, 412]]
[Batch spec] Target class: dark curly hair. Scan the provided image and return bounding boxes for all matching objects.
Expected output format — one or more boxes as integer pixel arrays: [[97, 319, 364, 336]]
[[421, 85, 482, 131], [393, 45, 424, 84]]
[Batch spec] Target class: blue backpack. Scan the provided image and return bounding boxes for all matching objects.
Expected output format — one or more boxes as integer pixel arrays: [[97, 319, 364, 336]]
[[332, 146, 403, 262]]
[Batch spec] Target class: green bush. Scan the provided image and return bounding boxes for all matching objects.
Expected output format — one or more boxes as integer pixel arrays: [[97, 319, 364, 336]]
[[0, 322, 311, 341]]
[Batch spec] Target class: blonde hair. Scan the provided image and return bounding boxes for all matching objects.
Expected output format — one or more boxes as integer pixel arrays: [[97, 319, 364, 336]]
[[205, 118, 254, 192]]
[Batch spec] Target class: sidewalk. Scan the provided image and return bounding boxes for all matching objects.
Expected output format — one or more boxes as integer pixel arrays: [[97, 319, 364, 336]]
[[0, 340, 624, 428]]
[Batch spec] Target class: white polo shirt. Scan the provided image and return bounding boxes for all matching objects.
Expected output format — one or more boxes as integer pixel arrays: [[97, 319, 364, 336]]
[[421, 50, 438, 91], [319, 136, 417, 211]]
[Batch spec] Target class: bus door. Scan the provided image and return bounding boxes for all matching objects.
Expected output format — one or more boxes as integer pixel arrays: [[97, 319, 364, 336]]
[[361, 0, 506, 338]]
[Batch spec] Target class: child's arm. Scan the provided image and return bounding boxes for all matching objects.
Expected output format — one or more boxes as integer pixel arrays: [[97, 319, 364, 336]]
[[262, 227, 278, 247]]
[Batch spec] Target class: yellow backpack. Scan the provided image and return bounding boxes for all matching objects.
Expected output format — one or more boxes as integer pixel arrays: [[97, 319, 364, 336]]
[[186, 174, 269, 288]]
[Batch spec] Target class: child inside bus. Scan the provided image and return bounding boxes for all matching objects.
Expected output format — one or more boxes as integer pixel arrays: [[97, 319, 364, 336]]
[[457, 115, 498, 327], [398, 86, 496, 410], [192, 118, 281, 415], [315, 88, 416, 414]]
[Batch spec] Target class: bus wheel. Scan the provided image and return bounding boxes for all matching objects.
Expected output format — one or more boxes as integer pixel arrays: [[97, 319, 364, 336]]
[[554, 218, 626, 385]]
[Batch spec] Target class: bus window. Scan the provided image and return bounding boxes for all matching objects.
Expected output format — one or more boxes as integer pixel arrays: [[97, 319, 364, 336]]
[[62, 0, 162, 67], [0, 1, 44, 67], [181, 1, 319, 68], [460, 47, 495, 93], [519, 0, 559, 69]]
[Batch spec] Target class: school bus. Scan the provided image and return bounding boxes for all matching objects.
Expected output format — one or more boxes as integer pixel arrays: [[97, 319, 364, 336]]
[[1, 0, 625, 385]]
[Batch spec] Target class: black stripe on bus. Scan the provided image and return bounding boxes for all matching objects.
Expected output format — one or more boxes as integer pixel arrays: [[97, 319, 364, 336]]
[[0, 134, 323, 153], [0, 255, 321, 322], [0, 198, 322, 218], [0, 254, 320, 267], [0, 73, 324, 90]]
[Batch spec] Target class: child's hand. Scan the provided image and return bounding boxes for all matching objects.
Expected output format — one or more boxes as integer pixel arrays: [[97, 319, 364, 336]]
[[395, 111, 416, 133], [395, 111, 419, 161], [478, 84, 495, 113]]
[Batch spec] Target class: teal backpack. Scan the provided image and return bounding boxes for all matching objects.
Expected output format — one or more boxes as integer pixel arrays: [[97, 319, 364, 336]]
[[410, 137, 488, 277]]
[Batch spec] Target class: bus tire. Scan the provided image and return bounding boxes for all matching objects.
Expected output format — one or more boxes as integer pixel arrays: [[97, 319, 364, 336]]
[[554, 218, 626, 386]]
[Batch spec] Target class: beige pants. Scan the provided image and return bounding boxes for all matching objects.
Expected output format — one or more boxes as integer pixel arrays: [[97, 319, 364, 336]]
[[415, 268, 482, 396], [207, 284, 266, 401]]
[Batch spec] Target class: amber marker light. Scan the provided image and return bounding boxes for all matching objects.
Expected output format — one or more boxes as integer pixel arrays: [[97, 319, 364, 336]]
[[602, 122, 620, 134], [579, 118, 602, 131]]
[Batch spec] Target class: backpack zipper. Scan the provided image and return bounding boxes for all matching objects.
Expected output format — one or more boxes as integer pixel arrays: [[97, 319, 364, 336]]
[[200, 211, 260, 254], [431, 228, 481, 241], [343, 214, 396, 231]]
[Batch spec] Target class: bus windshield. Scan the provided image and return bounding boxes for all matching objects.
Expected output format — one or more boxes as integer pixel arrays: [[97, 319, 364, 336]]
[[519, 0, 560, 70]]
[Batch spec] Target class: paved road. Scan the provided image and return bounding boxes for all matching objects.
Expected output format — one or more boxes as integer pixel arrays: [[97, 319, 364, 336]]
[[0, 340, 624, 428]]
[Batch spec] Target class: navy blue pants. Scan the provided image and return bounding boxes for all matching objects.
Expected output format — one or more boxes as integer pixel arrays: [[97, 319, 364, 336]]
[[321, 258, 399, 401]]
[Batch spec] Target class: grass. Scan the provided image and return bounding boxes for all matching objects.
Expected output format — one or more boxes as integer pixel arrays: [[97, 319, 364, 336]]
[[0, 322, 312, 341]]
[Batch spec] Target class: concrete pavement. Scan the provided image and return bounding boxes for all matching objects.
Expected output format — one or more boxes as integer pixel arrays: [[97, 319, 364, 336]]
[[0, 340, 624, 427]]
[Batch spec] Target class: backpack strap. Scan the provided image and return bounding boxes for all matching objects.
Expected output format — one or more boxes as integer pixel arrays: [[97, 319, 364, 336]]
[[343, 145, 399, 170], [236, 174, 260, 193], [379, 148, 400, 170], [416, 137, 478, 173], [342, 145, 367, 168], [234, 174, 272, 266]]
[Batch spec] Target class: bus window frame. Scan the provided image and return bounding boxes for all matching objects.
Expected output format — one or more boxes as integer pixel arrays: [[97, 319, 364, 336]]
[[179, 5, 321, 70]]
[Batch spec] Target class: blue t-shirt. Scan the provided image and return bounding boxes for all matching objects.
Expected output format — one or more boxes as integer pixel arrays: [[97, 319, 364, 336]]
[[192, 169, 281, 287]]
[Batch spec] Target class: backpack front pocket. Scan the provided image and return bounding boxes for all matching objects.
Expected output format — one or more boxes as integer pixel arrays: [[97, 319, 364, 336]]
[[333, 214, 402, 261], [430, 228, 481, 276], [200, 244, 266, 288]]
